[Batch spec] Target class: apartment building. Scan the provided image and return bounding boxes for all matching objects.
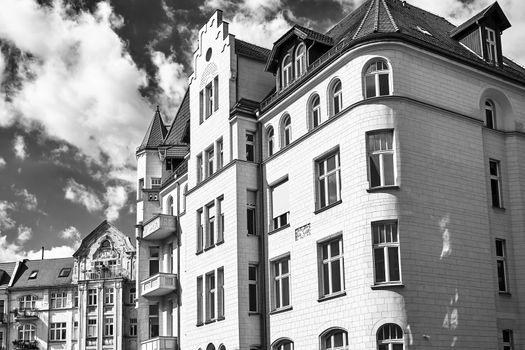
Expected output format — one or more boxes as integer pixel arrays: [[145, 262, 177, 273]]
[[135, 0, 525, 349], [0, 221, 136, 350]]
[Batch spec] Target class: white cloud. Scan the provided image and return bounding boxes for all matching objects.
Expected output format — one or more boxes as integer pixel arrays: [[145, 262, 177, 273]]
[[0, 201, 16, 230], [59, 226, 82, 249], [0, 233, 77, 262], [17, 225, 32, 243], [13, 135, 27, 160], [14, 188, 38, 211], [64, 178, 103, 212], [0, 157, 6, 169], [104, 185, 128, 222], [150, 50, 187, 115], [0, 0, 152, 181]]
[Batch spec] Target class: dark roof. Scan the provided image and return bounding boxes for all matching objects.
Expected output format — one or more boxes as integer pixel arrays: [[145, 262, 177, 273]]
[[11, 258, 74, 289], [235, 39, 271, 62], [450, 2, 511, 38], [0, 262, 16, 286], [353, 0, 399, 39], [229, 98, 260, 119], [137, 106, 168, 153], [163, 89, 190, 147]]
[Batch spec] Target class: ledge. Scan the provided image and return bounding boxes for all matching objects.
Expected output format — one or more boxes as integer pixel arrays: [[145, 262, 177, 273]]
[[195, 249, 203, 256], [370, 283, 404, 290], [366, 185, 400, 193], [196, 322, 204, 327], [492, 206, 506, 212], [269, 306, 293, 315], [203, 244, 215, 252], [498, 291, 511, 296], [317, 291, 346, 302], [217, 316, 225, 321], [268, 224, 291, 236], [204, 319, 216, 325], [248, 311, 261, 316], [314, 200, 342, 215], [216, 240, 225, 246]]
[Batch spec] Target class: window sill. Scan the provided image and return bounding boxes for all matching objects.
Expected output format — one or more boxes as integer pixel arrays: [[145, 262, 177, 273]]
[[216, 240, 225, 246], [492, 206, 506, 211], [370, 282, 404, 290], [248, 311, 261, 316], [314, 200, 342, 215], [268, 224, 290, 235], [247, 233, 259, 237], [196, 322, 204, 327], [366, 185, 400, 193], [49, 340, 66, 343], [204, 319, 216, 325], [217, 316, 225, 321], [269, 305, 293, 315], [317, 290, 346, 302], [203, 245, 215, 252], [195, 250, 203, 256], [498, 291, 511, 296]]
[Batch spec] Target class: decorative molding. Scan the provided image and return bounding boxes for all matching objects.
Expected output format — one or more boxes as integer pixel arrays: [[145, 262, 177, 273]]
[[295, 223, 311, 241]]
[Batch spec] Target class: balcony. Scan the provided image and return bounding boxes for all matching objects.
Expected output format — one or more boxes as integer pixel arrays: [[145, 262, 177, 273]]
[[142, 214, 176, 240], [80, 267, 132, 281], [141, 272, 177, 298], [12, 340, 38, 349], [140, 336, 177, 350], [14, 309, 39, 321]]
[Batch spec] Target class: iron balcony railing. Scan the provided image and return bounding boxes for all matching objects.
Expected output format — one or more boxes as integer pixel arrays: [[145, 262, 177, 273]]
[[12, 340, 38, 349], [13, 309, 39, 321], [80, 267, 132, 281]]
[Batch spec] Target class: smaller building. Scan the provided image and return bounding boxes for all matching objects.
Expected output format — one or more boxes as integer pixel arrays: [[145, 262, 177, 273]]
[[0, 221, 136, 350]]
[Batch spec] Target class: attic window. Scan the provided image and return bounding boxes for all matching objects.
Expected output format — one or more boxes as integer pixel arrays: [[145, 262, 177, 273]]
[[485, 27, 498, 64], [416, 26, 432, 36], [28, 270, 38, 279], [58, 268, 71, 278]]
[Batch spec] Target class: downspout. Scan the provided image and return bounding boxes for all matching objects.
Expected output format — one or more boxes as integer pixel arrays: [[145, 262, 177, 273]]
[[176, 182, 181, 350]]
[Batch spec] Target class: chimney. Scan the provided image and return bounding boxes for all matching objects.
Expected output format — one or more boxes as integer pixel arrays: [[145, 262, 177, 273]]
[[41, 247, 44, 260]]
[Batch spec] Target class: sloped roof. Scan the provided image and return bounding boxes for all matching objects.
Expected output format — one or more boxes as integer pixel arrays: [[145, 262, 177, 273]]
[[353, 0, 399, 39], [235, 39, 271, 62], [163, 89, 190, 147], [0, 262, 16, 286], [137, 106, 168, 153], [10, 258, 74, 289], [450, 2, 510, 38], [73, 220, 134, 258]]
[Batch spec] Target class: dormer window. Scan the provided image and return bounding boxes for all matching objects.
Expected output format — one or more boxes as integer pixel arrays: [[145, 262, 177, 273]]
[[282, 55, 293, 89], [485, 27, 497, 64], [295, 44, 306, 78]]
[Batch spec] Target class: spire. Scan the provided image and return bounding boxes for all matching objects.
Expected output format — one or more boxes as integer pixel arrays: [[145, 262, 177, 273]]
[[353, 0, 398, 40], [137, 107, 168, 153]]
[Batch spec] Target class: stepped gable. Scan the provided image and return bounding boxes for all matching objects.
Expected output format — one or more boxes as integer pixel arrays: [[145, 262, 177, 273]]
[[137, 106, 168, 152]]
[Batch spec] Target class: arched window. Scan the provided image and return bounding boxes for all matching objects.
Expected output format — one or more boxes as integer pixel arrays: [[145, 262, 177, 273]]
[[101, 239, 111, 249], [267, 126, 275, 156], [182, 184, 188, 213], [19, 295, 37, 310], [18, 324, 36, 341], [309, 94, 321, 129], [329, 79, 343, 117], [273, 339, 293, 350], [218, 345, 226, 350], [206, 344, 216, 350], [364, 59, 391, 98], [167, 196, 174, 215], [321, 328, 348, 350], [282, 55, 293, 89], [377, 324, 404, 350], [295, 43, 306, 78], [484, 99, 495, 129], [281, 115, 292, 147]]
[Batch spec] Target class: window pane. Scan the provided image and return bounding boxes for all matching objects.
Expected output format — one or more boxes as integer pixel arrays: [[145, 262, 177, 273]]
[[282, 277, 290, 306], [388, 247, 400, 281], [375, 248, 386, 282], [379, 73, 389, 95], [491, 179, 500, 207], [328, 173, 338, 204], [497, 260, 506, 291], [392, 345, 403, 350], [327, 155, 336, 172], [331, 260, 342, 293], [370, 154, 381, 187], [323, 263, 330, 294], [249, 284, 257, 311], [330, 240, 340, 256], [366, 75, 376, 97], [282, 260, 289, 274], [320, 179, 327, 208], [275, 280, 281, 307], [322, 244, 329, 260], [490, 161, 498, 176], [249, 266, 257, 280], [496, 240, 504, 257], [383, 154, 395, 186]]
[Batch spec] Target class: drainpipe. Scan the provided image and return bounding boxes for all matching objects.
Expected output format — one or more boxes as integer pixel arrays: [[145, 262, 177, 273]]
[[176, 182, 181, 350]]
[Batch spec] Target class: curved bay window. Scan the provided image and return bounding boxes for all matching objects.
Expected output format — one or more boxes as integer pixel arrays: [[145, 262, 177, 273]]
[[295, 43, 306, 78], [321, 328, 348, 350], [377, 324, 404, 350], [267, 126, 275, 156], [282, 55, 293, 89], [309, 94, 321, 129], [281, 115, 292, 148], [329, 79, 343, 117], [364, 59, 391, 98]]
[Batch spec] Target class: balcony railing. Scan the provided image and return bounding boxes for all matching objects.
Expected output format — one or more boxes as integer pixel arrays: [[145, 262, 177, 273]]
[[141, 272, 177, 298], [12, 340, 38, 349], [140, 336, 177, 350], [142, 214, 177, 240], [14, 309, 39, 321], [80, 267, 132, 281]]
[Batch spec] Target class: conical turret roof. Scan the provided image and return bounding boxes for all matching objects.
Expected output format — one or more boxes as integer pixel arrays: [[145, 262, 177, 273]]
[[137, 106, 168, 153]]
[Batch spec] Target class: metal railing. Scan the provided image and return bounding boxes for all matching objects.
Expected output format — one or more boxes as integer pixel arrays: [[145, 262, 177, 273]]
[[81, 267, 131, 281], [12, 340, 38, 349]]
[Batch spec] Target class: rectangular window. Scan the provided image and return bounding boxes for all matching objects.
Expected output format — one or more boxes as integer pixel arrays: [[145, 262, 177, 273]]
[[247, 190, 257, 235], [218, 267, 224, 319], [485, 27, 497, 63], [88, 289, 97, 306], [149, 304, 159, 338], [206, 147, 214, 177], [217, 197, 224, 243], [319, 236, 344, 297], [490, 159, 502, 208], [367, 131, 394, 188], [205, 272, 216, 321], [74, 290, 78, 307], [50, 292, 67, 309], [149, 246, 160, 276], [214, 76, 219, 111], [168, 243, 174, 273], [205, 82, 213, 118], [217, 139, 224, 169], [502, 329, 513, 350], [50, 322, 67, 341], [104, 317, 114, 336], [206, 204, 215, 248], [129, 288, 136, 304], [197, 276, 203, 325], [317, 150, 341, 208], [138, 178, 144, 200], [271, 180, 290, 230], [246, 131, 255, 162], [104, 288, 114, 305], [151, 177, 161, 187], [87, 319, 97, 338], [372, 221, 401, 284], [129, 318, 137, 337], [273, 256, 290, 310], [249, 265, 258, 312], [496, 239, 508, 293], [199, 90, 204, 123], [197, 154, 203, 183], [197, 209, 203, 253], [73, 321, 78, 339]]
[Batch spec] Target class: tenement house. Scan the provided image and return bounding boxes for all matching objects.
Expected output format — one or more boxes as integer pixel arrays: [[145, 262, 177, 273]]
[[135, 1, 525, 349]]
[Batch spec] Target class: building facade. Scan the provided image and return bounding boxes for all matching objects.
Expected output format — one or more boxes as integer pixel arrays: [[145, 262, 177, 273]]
[[0, 221, 136, 350], [135, 1, 525, 349]]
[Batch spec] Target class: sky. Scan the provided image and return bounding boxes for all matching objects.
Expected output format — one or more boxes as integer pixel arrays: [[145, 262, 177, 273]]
[[0, 0, 524, 262]]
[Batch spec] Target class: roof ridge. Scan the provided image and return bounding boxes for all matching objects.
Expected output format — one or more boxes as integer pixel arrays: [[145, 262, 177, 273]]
[[381, 0, 399, 31], [353, 0, 376, 40]]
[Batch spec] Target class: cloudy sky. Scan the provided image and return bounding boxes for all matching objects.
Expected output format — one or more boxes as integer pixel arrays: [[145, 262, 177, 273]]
[[0, 0, 523, 262]]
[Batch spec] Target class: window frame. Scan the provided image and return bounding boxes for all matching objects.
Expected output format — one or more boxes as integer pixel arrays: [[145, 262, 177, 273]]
[[267, 126, 275, 157], [502, 329, 514, 350], [295, 43, 306, 78], [376, 323, 404, 350], [271, 178, 290, 231], [281, 55, 293, 89], [318, 234, 345, 298], [372, 220, 401, 285], [496, 238, 509, 293], [485, 27, 498, 64], [206, 203, 216, 249], [205, 271, 216, 322], [87, 289, 97, 306], [484, 100, 496, 129], [273, 339, 294, 350], [281, 114, 292, 148], [272, 255, 291, 311], [329, 79, 343, 117], [246, 131, 256, 162], [367, 130, 395, 189], [129, 318, 137, 337], [197, 209, 204, 253], [309, 93, 321, 129], [49, 322, 67, 341], [315, 148, 341, 210], [364, 59, 391, 98], [50, 292, 67, 309], [320, 328, 349, 350], [104, 287, 115, 305], [247, 190, 257, 236], [248, 264, 258, 313], [19, 295, 37, 310], [489, 159, 503, 208], [18, 324, 36, 341], [197, 153, 203, 183], [206, 146, 214, 178]]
